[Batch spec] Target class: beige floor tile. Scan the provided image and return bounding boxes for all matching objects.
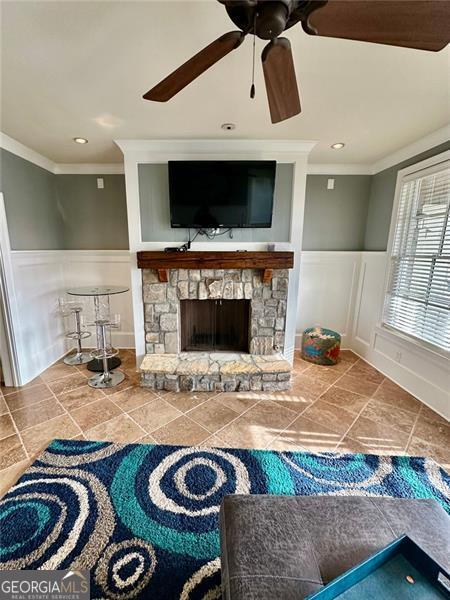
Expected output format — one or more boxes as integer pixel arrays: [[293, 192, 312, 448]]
[[345, 415, 410, 454], [418, 405, 448, 426], [270, 415, 341, 453], [336, 436, 374, 454], [216, 392, 259, 415], [200, 434, 232, 448], [336, 374, 380, 397], [373, 380, 421, 414], [85, 414, 146, 444], [291, 357, 312, 374], [290, 374, 330, 402], [346, 360, 385, 384], [0, 396, 7, 416], [129, 398, 182, 433], [218, 418, 277, 449], [70, 397, 122, 432], [135, 434, 157, 445], [360, 400, 417, 435], [318, 386, 369, 415], [339, 350, 359, 364], [58, 385, 105, 411], [5, 384, 53, 412], [12, 398, 65, 432], [188, 400, 239, 434], [412, 415, 450, 449], [0, 435, 27, 470], [164, 391, 215, 414], [111, 386, 158, 412], [0, 459, 31, 498], [49, 373, 88, 396], [152, 415, 210, 446], [101, 373, 140, 396], [407, 436, 450, 472], [1, 376, 43, 396], [301, 399, 356, 436], [242, 400, 297, 430], [0, 414, 16, 440], [21, 414, 81, 455], [41, 363, 79, 382], [302, 365, 343, 385]]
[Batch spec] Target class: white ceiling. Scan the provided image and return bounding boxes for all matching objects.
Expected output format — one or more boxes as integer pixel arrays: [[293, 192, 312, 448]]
[[1, 0, 449, 165]]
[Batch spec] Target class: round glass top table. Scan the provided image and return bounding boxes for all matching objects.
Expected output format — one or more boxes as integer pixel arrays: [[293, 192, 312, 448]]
[[67, 285, 129, 373], [67, 286, 129, 297]]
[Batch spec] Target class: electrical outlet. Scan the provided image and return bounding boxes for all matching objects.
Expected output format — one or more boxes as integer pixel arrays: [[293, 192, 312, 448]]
[[395, 351, 402, 363], [327, 178, 335, 190], [97, 178, 104, 189]]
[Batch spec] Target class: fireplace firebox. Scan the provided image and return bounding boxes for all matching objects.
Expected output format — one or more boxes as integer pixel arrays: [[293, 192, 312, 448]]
[[180, 299, 250, 352]]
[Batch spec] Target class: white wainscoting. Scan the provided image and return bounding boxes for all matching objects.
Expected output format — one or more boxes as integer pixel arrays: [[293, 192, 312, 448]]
[[353, 252, 449, 421], [10, 250, 133, 385], [296, 251, 449, 420], [296, 252, 361, 349]]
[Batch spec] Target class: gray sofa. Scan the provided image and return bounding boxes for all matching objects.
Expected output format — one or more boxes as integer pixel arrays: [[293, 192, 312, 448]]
[[220, 495, 450, 599]]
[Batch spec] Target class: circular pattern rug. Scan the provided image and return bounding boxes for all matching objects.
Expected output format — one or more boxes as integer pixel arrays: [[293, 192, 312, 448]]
[[0, 439, 449, 598]]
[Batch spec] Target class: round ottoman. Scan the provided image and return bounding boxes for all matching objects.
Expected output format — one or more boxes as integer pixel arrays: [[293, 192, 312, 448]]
[[301, 327, 341, 365]]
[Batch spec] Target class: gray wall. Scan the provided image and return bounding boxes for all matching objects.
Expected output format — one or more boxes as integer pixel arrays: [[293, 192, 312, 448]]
[[56, 175, 129, 250], [302, 175, 372, 251], [364, 142, 450, 250], [139, 163, 293, 243], [0, 149, 129, 250], [0, 148, 64, 250]]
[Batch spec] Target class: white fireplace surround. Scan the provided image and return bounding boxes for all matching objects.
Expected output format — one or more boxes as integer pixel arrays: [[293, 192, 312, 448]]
[[116, 139, 316, 365]]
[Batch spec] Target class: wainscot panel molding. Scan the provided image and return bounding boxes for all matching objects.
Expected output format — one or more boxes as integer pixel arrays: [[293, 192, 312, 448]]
[[352, 251, 449, 421], [9, 250, 133, 384], [296, 251, 361, 349]]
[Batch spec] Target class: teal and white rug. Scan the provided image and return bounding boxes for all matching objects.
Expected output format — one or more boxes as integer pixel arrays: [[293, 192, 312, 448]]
[[0, 439, 448, 598]]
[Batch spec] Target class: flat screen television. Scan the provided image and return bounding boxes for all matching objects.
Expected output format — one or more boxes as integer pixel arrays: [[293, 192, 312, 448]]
[[168, 160, 276, 228]]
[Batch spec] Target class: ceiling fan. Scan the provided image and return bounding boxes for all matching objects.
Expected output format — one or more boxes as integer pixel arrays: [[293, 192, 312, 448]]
[[143, 0, 450, 124]]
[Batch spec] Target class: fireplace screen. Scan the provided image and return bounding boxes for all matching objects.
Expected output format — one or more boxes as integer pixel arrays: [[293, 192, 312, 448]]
[[180, 300, 250, 352]]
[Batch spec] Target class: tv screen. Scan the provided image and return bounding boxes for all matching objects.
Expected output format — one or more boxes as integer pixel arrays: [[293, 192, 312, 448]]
[[168, 160, 276, 228]]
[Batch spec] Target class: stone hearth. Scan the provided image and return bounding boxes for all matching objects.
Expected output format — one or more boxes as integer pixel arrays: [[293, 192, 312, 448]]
[[140, 352, 291, 392]]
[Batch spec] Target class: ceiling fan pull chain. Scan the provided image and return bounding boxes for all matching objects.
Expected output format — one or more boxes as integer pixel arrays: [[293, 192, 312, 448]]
[[250, 12, 257, 99]]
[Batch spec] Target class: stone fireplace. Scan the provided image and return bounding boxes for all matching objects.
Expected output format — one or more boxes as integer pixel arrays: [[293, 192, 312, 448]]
[[142, 267, 289, 355], [137, 251, 294, 392]]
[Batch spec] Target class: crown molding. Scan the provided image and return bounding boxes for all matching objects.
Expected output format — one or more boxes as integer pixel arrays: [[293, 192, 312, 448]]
[[370, 124, 450, 175], [307, 163, 372, 175], [54, 164, 124, 175], [0, 132, 56, 173]]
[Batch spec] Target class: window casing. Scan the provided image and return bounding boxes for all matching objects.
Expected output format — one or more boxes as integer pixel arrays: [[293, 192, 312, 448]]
[[382, 160, 450, 353]]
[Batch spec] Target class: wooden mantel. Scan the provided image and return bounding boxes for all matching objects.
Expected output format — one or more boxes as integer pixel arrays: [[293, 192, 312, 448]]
[[136, 251, 294, 283]]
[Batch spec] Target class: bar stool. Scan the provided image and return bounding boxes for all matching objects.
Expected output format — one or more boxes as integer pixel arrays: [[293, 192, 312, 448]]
[[59, 298, 92, 366], [88, 313, 125, 388]]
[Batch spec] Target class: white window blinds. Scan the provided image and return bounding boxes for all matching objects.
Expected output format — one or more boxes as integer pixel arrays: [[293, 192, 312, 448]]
[[383, 160, 450, 352]]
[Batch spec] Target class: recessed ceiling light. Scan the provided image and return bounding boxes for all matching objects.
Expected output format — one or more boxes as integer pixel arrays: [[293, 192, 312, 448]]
[[331, 142, 345, 150], [221, 123, 236, 131], [73, 137, 88, 144]]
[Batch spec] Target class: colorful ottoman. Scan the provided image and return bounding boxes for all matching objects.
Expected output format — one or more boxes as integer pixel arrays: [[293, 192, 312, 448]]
[[301, 326, 341, 365]]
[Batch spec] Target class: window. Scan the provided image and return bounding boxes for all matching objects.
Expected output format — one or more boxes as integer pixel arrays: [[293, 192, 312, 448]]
[[383, 160, 450, 352]]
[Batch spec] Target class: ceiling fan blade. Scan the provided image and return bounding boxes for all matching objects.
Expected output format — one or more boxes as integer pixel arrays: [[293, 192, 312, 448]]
[[306, 0, 450, 51], [143, 31, 245, 102], [261, 38, 301, 124]]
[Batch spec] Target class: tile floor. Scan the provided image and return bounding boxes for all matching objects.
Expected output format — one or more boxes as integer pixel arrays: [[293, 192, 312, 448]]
[[1, 349, 448, 497]]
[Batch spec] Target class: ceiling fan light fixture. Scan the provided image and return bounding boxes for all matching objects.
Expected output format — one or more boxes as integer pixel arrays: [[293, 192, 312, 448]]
[[73, 137, 88, 144], [221, 123, 236, 131], [331, 142, 345, 149]]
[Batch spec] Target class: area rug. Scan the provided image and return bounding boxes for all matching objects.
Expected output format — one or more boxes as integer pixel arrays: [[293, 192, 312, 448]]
[[0, 440, 449, 598]]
